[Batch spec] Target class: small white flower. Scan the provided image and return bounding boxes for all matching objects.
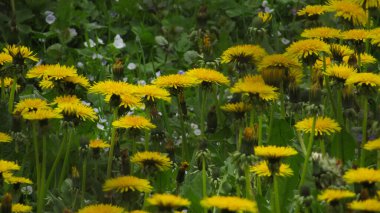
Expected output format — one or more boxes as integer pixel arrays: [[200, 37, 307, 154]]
[[21, 186, 33, 195], [88, 75, 95, 81], [97, 123, 104, 130], [122, 77, 128, 82], [262, 1, 268, 7], [281, 38, 290, 45], [99, 117, 107, 123], [84, 39, 96, 48], [137, 80, 146, 86], [45, 13, 56, 25], [77, 62, 84, 68], [127, 62, 137, 70], [190, 123, 198, 129], [264, 7, 274, 13], [113, 34, 126, 49], [69, 28, 77, 38], [92, 53, 103, 59], [93, 108, 99, 113], [194, 129, 201, 136], [155, 71, 161, 77], [277, 31, 282, 36], [44, 11, 54, 16], [97, 37, 104, 45], [178, 70, 185, 75], [81, 101, 91, 106], [158, 112, 162, 116]]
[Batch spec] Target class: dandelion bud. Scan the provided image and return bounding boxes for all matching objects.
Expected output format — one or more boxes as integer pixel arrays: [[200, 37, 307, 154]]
[[121, 149, 130, 175], [176, 161, 189, 184], [112, 59, 124, 81], [1, 193, 12, 213]]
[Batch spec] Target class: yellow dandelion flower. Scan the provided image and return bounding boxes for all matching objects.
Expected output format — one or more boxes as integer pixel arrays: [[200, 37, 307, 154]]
[[330, 44, 354, 62], [147, 194, 190, 209], [250, 161, 294, 177], [53, 95, 97, 121], [345, 72, 380, 87], [364, 138, 380, 151], [326, 0, 367, 26], [119, 94, 143, 109], [318, 189, 355, 203], [221, 44, 267, 64], [2, 77, 20, 90], [297, 5, 327, 16], [231, 75, 279, 101], [341, 29, 369, 41], [186, 68, 230, 85], [63, 75, 90, 88], [355, 0, 380, 8], [78, 204, 126, 213], [38, 78, 55, 89], [152, 74, 200, 89], [324, 64, 357, 81], [285, 39, 331, 60], [103, 176, 152, 193], [3, 45, 38, 62], [135, 85, 171, 102], [288, 69, 304, 87], [89, 139, 110, 149], [13, 98, 50, 115], [112, 115, 156, 130], [26, 65, 51, 79], [11, 203, 33, 213], [0, 132, 12, 143], [201, 196, 257, 213], [369, 28, 380, 46], [43, 64, 77, 80], [0, 53, 12, 65], [130, 210, 149, 213], [343, 53, 377, 66], [301, 27, 341, 39], [220, 102, 253, 113], [348, 199, 380, 212], [89, 80, 138, 101], [22, 109, 63, 120], [254, 145, 297, 159], [131, 151, 172, 171], [295, 116, 341, 136], [343, 168, 380, 184], [0, 160, 20, 173], [2, 173, 32, 185], [258, 11, 272, 23]]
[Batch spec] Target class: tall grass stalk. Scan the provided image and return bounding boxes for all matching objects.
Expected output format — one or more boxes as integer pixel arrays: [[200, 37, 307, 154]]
[[106, 108, 118, 178]]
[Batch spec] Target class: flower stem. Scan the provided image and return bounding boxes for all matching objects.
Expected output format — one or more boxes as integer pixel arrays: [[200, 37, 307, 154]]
[[1, 77, 5, 101], [336, 89, 343, 160], [81, 153, 87, 206], [299, 115, 317, 189], [46, 130, 66, 190], [280, 81, 285, 118], [59, 126, 73, 186], [32, 121, 41, 201], [37, 134, 47, 213], [237, 122, 243, 151], [273, 175, 281, 213], [245, 165, 253, 199], [200, 87, 207, 135], [360, 96, 368, 167], [106, 108, 118, 178], [177, 95, 188, 161], [8, 75, 17, 113], [202, 156, 207, 213]]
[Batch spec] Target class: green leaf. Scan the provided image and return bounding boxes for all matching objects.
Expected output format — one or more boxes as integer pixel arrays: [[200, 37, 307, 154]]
[[180, 172, 204, 212], [267, 118, 295, 146]]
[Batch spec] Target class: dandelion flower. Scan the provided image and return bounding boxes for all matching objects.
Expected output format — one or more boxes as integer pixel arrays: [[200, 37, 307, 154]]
[[343, 168, 380, 184], [220, 102, 253, 113], [285, 39, 330, 63], [130, 211, 148, 213], [364, 138, 380, 151], [12, 203, 33, 213], [78, 204, 125, 213], [0, 132, 12, 143], [250, 161, 293, 177], [0, 160, 20, 173], [89, 139, 110, 149], [346, 72, 380, 87], [2, 77, 20, 90], [89, 80, 138, 102], [152, 74, 200, 89], [53, 95, 97, 121], [103, 176, 152, 193], [221, 44, 267, 64], [3, 45, 38, 62], [186, 68, 230, 85], [2, 173, 32, 185], [201, 196, 258, 213], [341, 29, 369, 41], [324, 64, 357, 81], [355, 0, 380, 8], [318, 189, 355, 203], [231, 75, 279, 101], [119, 94, 143, 109], [369, 28, 380, 46], [297, 5, 327, 16], [135, 85, 171, 103], [22, 109, 63, 120], [147, 194, 190, 210], [112, 115, 156, 130], [0, 53, 12, 65], [301, 27, 341, 40], [330, 44, 354, 62], [295, 116, 341, 136], [254, 145, 298, 159], [63, 75, 90, 88], [326, 0, 367, 26], [348, 199, 380, 212], [26, 65, 50, 79], [258, 11, 272, 23], [13, 98, 50, 115], [131, 151, 172, 171], [42, 64, 77, 80]]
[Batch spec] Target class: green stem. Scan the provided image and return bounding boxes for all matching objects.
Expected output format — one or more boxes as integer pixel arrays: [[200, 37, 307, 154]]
[[280, 81, 285, 118], [59, 127, 73, 186], [106, 108, 118, 178], [237, 122, 243, 151], [46, 131, 66, 190], [37, 135, 47, 213], [144, 130, 149, 151], [177, 95, 188, 161], [245, 166, 253, 199], [320, 139, 326, 157], [273, 175, 281, 213], [81, 154, 87, 206], [360, 96, 368, 167], [336, 89, 343, 160], [8, 75, 17, 113], [1, 77, 5, 101], [200, 87, 207, 135], [258, 114, 263, 146], [32, 122, 41, 206], [202, 156, 207, 213], [299, 115, 317, 189], [267, 104, 274, 142]]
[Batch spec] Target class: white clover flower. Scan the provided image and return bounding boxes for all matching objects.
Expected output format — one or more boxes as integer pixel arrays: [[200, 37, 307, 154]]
[[77, 62, 84, 68], [127, 62, 137, 70], [96, 123, 104, 130], [155, 71, 161, 77], [84, 39, 96, 48], [113, 34, 126, 49], [137, 80, 146, 86]]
